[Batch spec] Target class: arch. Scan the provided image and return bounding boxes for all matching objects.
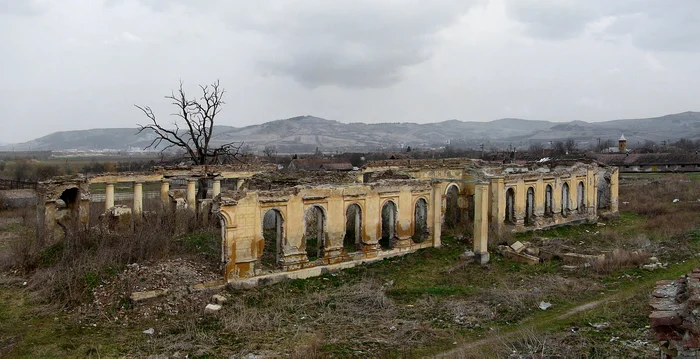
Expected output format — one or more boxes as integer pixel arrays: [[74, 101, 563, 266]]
[[562, 182, 570, 215], [545, 184, 553, 216], [597, 174, 611, 209], [444, 183, 461, 195], [577, 181, 585, 212], [261, 208, 284, 268], [413, 198, 429, 243], [216, 212, 229, 274], [303, 205, 326, 261], [444, 184, 461, 229], [525, 187, 535, 225], [344, 203, 362, 252], [505, 187, 515, 224], [380, 200, 398, 250], [59, 187, 80, 210]]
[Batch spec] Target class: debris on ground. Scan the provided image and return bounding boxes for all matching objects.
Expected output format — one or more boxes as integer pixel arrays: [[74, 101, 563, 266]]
[[641, 256, 667, 271], [83, 258, 221, 322], [499, 242, 541, 265], [589, 322, 610, 331], [204, 303, 222, 314], [538, 301, 552, 310]]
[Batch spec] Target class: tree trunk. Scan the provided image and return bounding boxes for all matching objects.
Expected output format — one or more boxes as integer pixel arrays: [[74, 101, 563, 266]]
[[196, 177, 209, 200]]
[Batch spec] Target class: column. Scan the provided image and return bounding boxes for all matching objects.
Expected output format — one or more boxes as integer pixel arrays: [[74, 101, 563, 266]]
[[514, 180, 526, 229], [354, 210, 361, 243], [160, 179, 170, 205], [431, 183, 442, 247], [105, 182, 115, 212], [610, 168, 619, 213], [490, 178, 505, 236], [212, 178, 221, 198], [186, 179, 197, 211], [133, 182, 143, 215], [473, 183, 490, 264]]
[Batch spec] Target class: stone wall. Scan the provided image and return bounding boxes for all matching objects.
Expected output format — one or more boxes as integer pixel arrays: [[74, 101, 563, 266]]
[[650, 268, 700, 358]]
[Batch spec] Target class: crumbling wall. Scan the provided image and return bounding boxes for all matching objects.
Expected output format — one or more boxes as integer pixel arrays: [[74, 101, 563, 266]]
[[36, 176, 90, 242], [650, 269, 700, 358], [214, 181, 437, 280]]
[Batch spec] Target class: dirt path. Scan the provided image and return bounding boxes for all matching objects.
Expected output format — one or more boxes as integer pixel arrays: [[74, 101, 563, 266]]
[[433, 292, 627, 358]]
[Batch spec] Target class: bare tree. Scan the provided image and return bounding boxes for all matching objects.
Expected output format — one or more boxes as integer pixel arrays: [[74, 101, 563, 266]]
[[564, 138, 577, 153], [135, 80, 242, 199], [528, 142, 544, 155], [263, 145, 278, 157]]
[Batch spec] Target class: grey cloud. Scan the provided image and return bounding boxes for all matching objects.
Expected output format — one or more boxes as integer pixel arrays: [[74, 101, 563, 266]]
[[506, 0, 700, 52], [129, 0, 482, 88], [0, 0, 44, 15], [248, 1, 483, 88], [505, 0, 603, 39]]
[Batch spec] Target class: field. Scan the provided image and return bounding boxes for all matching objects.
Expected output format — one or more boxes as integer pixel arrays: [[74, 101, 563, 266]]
[[0, 173, 699, 358]]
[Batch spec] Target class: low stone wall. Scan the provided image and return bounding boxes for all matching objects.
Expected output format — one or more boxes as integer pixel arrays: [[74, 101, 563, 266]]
[[650, 268, 700, 358], [0, 189, 37, 209]]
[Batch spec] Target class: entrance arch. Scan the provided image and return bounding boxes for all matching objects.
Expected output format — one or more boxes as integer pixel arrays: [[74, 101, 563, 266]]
[[562, 182, 570, 215], [577, 181, 585, 212], [505, 188, 515, 224], [413, 198, 429, 243], [444, 184, 460, 229], [261, 209, 283, 268], [304, 205, 326, 261], [380, 200, 397, 250], [525, 187, 535, 225], [344, 204, 362, 252]]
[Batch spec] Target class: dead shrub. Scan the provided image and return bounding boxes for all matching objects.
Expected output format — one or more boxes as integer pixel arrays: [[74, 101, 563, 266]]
[[6, 207, 219, 307], [590, 248, 648, 274]]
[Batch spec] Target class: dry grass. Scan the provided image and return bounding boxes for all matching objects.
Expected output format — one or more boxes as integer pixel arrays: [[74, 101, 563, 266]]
[[621, 175, 700, 238], [0, 206, 219, 307]]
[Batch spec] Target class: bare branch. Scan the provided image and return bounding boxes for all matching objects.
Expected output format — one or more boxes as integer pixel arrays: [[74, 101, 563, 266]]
[[134, 80, 242, 175]]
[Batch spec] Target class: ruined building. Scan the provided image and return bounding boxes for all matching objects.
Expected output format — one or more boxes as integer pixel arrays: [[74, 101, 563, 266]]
[[36, 159, 618, 286]]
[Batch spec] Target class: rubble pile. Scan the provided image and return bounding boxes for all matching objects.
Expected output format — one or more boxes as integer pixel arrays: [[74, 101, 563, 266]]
[[83, 258, 222, 323], [498, 238, 661, 272]]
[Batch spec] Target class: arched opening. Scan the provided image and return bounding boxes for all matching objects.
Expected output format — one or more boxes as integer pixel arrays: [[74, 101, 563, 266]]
[[562, 182, 570, 216], [56, 187, 81, 237], [59, 187, 80, 210], [413, 198, 429, 243], [304, 205, 326, 261], [545, 185, 553, 216], [380, 201, 397, 250], [505, 188, 515, 224], [261, 209, 283, 268], [444, 185, 461, 229], [597, 174, 611, 209], [344, 204, 362, 252], [525, 187, 535, 225], [577, 181, 585, 212]]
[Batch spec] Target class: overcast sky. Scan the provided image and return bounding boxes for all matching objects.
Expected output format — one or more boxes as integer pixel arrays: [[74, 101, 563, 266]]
[[2, 0, 699, 143]]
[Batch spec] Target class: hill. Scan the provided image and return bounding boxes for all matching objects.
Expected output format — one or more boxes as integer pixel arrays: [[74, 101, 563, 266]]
[[4, 112, 700, 153]]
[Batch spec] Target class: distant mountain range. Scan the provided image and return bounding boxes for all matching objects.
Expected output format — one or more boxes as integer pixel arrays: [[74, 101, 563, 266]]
[[4, 112, 700, 153]]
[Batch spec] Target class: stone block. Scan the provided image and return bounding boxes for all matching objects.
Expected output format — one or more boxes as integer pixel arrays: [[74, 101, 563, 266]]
[[130, 289, 169, 303], [504, 250, 540, 265], [650, 311, 683, 327], [510, 241, 526, 253], [204, 303, 222, 314], [562, 252, 605, 265], [212, 294, 228, 304]]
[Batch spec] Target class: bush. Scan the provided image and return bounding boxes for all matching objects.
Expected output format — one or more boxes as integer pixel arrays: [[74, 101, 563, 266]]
[[2, 208, 220, 307]]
